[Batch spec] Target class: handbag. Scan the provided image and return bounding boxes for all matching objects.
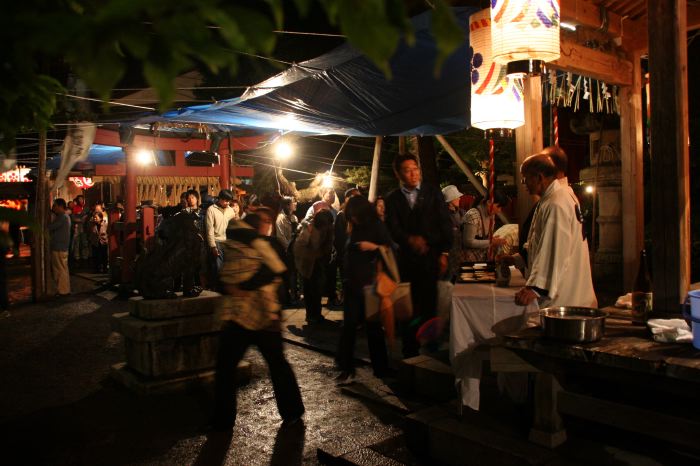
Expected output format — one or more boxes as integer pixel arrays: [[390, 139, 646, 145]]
[[363, 246, 413, 323]]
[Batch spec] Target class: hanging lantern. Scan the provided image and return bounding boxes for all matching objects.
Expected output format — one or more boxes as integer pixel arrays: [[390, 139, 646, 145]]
[[490, 0, 560, 77], [469, 8, 525, 135]]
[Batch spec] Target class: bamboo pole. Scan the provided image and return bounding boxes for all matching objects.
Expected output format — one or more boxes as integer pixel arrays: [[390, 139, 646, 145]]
[[368, 136, 383, 202], [435, 135, 509, 225]]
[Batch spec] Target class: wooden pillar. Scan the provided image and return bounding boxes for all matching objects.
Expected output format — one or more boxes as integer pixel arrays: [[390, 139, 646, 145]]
[[368, 136, 383, 202], [140, 205, 156, 253], [619, 50, 645, 292], [416, 136, 439, 187], [219, 152, 231, 191], [514, 76, 543, 224], [32, 130, 48, 301], [122, 147, 138, 284], [529, 373, 567, 448], [647, 0, 690, 311], [107, 208, 121, 283], [175, 150, 186, 168]]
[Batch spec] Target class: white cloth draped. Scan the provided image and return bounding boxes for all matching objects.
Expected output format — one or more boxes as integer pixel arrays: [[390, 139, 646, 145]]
[[450, 271, 539, 410]]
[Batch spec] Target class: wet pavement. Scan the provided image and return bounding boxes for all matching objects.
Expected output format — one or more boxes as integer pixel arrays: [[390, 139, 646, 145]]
[[3, 272, 698, 465], [0, 277, 409, 466]]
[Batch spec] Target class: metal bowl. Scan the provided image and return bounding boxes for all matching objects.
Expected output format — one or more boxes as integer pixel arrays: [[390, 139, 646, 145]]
[[540, 307, 608, 343]]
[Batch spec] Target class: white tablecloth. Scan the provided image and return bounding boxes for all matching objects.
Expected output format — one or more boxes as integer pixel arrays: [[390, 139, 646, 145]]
[[449, 269, 539, 410]]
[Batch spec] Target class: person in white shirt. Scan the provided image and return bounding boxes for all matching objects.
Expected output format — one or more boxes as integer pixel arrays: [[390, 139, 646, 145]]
[[500, 146, 586, 274], [514, 154, 597, 308], [303, 187, 338, 221], [275, 196, 298, 251], [206, 189, 235, 283], [275, 196, 299, 305]]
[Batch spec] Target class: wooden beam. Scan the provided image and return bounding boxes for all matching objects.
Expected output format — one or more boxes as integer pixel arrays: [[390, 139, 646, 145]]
[[93, 128, 267, 152], [561, 0, 647, 51], [552, 36, 633, 86], [562, 0, 700, 52], [514, 77, 543, 226], [94, 164, 254, 178], [648, 0, 690, 311], [619, 50, 645, 292]]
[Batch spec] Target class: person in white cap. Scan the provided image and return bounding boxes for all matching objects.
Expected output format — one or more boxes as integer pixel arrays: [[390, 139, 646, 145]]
[[462, 190, 509, 262], [441, 185, 465, 281]]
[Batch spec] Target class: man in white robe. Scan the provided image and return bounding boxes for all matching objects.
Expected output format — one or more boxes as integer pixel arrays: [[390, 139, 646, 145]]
[[514, 154, 597, 308]]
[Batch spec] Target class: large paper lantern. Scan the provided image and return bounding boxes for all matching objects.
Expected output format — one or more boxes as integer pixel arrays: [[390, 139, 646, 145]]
[[469, 8, 524, 132], [490, 0, 560, 76]]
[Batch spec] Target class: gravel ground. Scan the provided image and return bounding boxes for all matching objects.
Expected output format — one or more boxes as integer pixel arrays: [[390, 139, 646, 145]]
[[0, 291, 406, 466]]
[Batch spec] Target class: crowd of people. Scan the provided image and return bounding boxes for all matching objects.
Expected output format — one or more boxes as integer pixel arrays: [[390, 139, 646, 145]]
[[43, 145, 596, 431]]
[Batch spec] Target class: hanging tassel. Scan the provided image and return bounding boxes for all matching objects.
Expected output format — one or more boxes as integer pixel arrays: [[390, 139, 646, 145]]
[[553, 105, 559, 148], [487, 138, 495, 261]]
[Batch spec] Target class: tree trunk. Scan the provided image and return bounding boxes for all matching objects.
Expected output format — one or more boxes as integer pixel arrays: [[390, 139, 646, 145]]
[[416, 136, 438, 187]]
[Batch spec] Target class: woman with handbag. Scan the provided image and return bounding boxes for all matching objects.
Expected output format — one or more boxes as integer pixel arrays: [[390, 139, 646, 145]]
[[335, 196, 391, 385]]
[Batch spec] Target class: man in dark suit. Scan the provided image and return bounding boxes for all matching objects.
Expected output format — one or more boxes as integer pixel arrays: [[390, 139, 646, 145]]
[[384, 153, 452, 357]]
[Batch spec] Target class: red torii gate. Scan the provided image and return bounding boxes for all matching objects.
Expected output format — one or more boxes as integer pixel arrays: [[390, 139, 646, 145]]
[[91, 128, 270, 284]]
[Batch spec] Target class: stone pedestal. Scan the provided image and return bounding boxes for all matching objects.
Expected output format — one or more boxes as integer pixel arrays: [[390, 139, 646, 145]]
[[111, 290, 250, 394], [580, 130, 623, 295]]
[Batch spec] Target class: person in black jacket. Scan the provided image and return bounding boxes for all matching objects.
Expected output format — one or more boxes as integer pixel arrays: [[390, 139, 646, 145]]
[[384, 153, 452, 358], [335, 196, 391, 385], [333, 188, 361, 307]]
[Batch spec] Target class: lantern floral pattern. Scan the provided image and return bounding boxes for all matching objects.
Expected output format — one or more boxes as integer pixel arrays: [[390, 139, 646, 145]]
[[0, 167, 31, 183], [490, 0, 561, 65], [68, 177, 95, 188], [469, 8, 525, 131]]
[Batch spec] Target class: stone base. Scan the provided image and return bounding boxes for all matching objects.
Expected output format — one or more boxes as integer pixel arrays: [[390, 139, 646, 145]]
[[528, 428, 567, 449], [123, 332, 220, 377], [400, 355, 456, 402], [128, 290, 223, 320], [405, 405, 557, 466], [110, 361, 252, 395]]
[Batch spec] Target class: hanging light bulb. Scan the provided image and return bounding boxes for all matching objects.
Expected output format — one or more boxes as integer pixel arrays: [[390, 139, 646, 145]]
[[274, 140, 294, 161], [135, 149, 155, 166], [321, 172, 334, 189], [469, 8, 525, 134], [490, 0, 560, 77]]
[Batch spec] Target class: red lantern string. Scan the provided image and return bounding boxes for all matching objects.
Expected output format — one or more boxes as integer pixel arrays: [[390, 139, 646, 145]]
[[487, 138, 495, 260], [553, 105, 559, 147]]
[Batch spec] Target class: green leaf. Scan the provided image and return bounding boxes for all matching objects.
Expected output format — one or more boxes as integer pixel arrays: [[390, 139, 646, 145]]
[[264, 0, 285, 28], [144, 62, 177, 111], [430, 0, 465, 75], [229, 7, 277, 55], [331, 0, 403, 76]]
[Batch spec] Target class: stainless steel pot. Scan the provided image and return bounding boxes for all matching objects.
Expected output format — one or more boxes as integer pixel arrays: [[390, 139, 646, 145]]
[[540, 307, 608, 343]]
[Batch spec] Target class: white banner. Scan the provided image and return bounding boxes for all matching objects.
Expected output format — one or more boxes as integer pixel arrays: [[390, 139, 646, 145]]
[[55, 122, 96, 190]]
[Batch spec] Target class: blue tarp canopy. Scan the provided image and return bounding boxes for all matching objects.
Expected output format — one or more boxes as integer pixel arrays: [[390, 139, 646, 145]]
[[144, 7, 477, 137]]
